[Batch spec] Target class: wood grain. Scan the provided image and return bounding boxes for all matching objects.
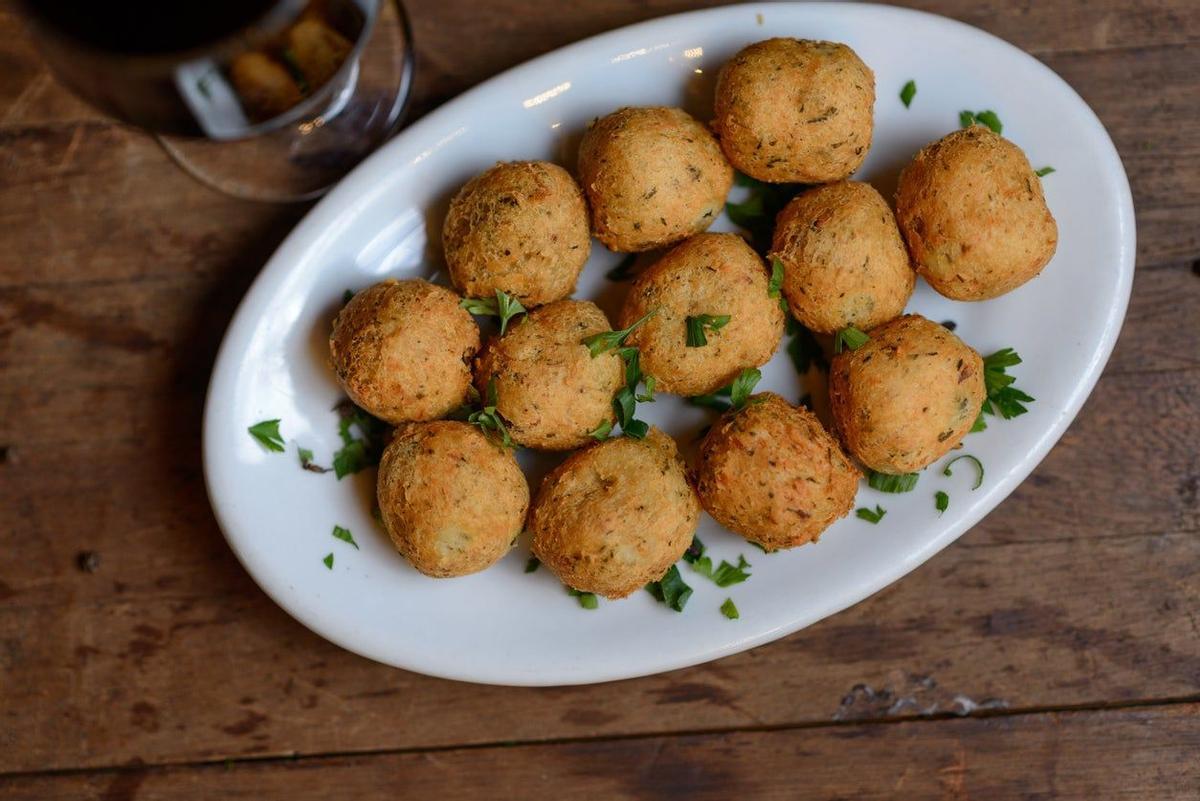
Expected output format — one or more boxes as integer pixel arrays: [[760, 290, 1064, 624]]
[[3, 704, 1199, 800], [0, 0, 1198, 791]]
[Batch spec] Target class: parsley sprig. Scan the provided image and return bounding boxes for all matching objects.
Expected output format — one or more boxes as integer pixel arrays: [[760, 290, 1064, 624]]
[[960, 109, 1003, 134], [460, 289, 527, 335], [646, 564, 693, 612], [974, 348, 1035, 431], [609, 346, 655, 439], [834, 326, 869, 354], [726, 173, 805, 253], [685, 538, 753, 587], [248, 419, 285, 452], [333, 401, 387, 479], [767, 258, 788, 311], [468, 377, 515, 449], [581, 311, 655, 357], [685, 314, 731, 347]]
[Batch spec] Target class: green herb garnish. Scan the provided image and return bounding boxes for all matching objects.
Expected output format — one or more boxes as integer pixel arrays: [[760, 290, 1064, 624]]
[[323, 553, 334, 569], [691, 553, 753, 587], [943, 454, 984, 489], [332, 402, 387, 479], [685, 313, 731, 347], [331, 525, 358, 550], [1035, 166, 1055, 177], [960, 109, 1003, 134], [342, 289, 354, 305], [610, 347, 653, 439], [725, 174, 805, 252], [729, 367, 762, 410], [720, 598, 740, 620], [646, 564, 693, 612], [767, 258, 788, 311], [856, 505, 887, 524], [566, 587, 599, 610], [786, 317, 827, 374], [297, 446, 330, 474], [687, 385, 733, 412], [900, 80, 917, 108], [935, 490, 949, 514], [248, 419, 285, 452], [834, 326, 869, 354], [682, 536, 705, 564], [459, 289, 527, 335], [977, 348, 1035, 426], [867, 470, 920, 493], [606, 254, 639, 281], [467, 377, 515, 449], [581, 311, 655, 357], [589, 419, 613, 440], [524, 557, 540, 574]]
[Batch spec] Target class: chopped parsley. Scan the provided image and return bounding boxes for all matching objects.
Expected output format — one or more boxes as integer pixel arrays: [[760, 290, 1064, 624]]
[[588, 419, 613, 440], [606, 254, 639, 281], [834, 326, 869, 354], [729, 367, 762, 410], [459, 289, 527, 335], [786, 317, 828, 374], [467, 377, 515, 449], [297, 446, 329, 474], [685, 314, 731, 347], [1035, 166, 1056, 177], [248, 419, 285, 452], [900, 80, 917, 108], [867, 470, 920, 493], [524, 556, 540, 573], [943, 454, 984, 490], [725, 173, 805, 252], [767, 258, 788, 311], [720, 598, 740, 620], [610, 346, 654, 439], [323, 553, 334, 569], [682, 536, 706, 564], [566, 587, 599, 610], [581, 310, 655, 357], [688, 386, 733, 413], [935, 490, 949, 514], [960, 109, 1003, 134], [646, 565, 693, 612], [975, 348, 1035, 430], [687, 539, 753, 587], [331, 525, 358, 549], [332, 402, 387, 479], [856, 505, 887, 524]]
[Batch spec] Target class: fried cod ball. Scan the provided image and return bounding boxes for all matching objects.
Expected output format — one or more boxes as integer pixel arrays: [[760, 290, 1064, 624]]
[[577, 106, 733, 252], [329, 279, 479, 424], [377, 421, 529, 577], [771, 181, 915, 334], [530, 428, 699, 598], [713, 38, 875, 183], [473, 300, 624, 450], [829, 315, 985, 474], [695, 392, 860, 550], [619, 232, 785, 396], [442, 161, 591, 306], [895, 126, 1059, 300]]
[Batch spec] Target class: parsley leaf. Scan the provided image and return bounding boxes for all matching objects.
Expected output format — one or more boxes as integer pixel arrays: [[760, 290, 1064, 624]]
[[980, 348, 1035, 421], [786, 318, 827, 374], [467, 377, 515, 449], [856, 505, 887, 523], [730, 367, 762, 410], [685, 313, 731, 347], [297, 446, 330, 474], [646, 565, 693, 612], [331, 525, 358, 549], [581, 311, 656, 357], [767, 258, 788, 311], [961, 109, 1003, 134], [610, 347, 653, 438], [720, 598, 740, 620], [566, 587, 599, 610], [682, 536, 705, 564], [606, 254, 639, 281], [524, 556, 540, 573], [834, 326, 869, 354], [1035, 166, 1055, 177], [323, 553, 334, 569], [691, 552, 753, 587], [943, 454, 984, 489], [459, 289, 527, 335], [725, 173, 805, 253], [589, 419, 613, 440], [332, 401, 387, 479], [688, 391, 733, 412], [248, 419, 285, 452], [900, 79, 917, 108], [867, 470, 920, 493], [935, 490, 949, 514]]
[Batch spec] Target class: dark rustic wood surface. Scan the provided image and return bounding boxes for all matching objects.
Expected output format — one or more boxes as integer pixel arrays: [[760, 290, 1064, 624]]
[[1, 0, 1198, 797]]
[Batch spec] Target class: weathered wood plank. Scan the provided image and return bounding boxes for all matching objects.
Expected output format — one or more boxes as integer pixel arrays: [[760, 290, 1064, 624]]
[[2, 704, 1198, 800]]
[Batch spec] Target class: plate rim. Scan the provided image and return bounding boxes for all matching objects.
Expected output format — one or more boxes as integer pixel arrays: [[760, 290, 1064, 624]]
[[202, 1, 1136, 686]]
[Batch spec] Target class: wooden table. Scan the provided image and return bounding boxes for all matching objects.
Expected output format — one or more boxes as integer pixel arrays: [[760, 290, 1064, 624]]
[[1, 1, 1198, 797]]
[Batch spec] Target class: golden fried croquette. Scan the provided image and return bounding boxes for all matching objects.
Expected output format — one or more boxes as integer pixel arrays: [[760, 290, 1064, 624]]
[[618, 232, 785, 396], [329, 279, 479, 424], [377, 421, 529, 577], [285, 17, 353, 89], [771, 181, 914, 334], [713, 38, 875, 183], [443, 161, 591, 306], [229, 52, 303, 120], [829, 314, 985, 474], [694, 392, 860, 550], [895, 126, 1058, 300], [473, 300, 624, 450], [577, 107, 733, 252], [529, 427, 699, 598]]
